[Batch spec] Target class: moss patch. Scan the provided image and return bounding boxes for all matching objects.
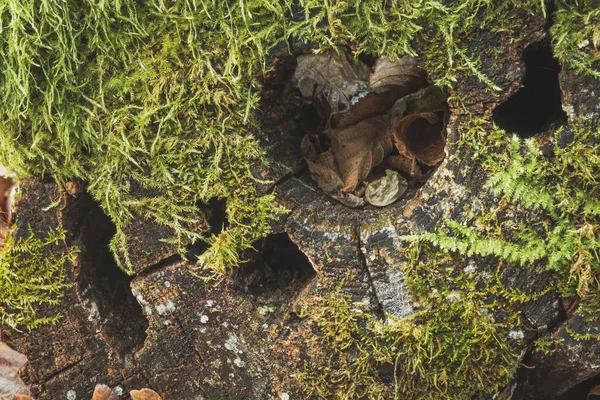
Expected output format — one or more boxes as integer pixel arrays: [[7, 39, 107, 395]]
[[0, 227, 73, 330], [298, 244, 522, 399], [0, 1, 550, 275]]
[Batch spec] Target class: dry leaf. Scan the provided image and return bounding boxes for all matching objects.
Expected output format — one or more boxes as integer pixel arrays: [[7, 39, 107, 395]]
[[130, 388, 162, 400], [306, 157, 344, 194], [12, 395, 33, 400], [293, 49, 367, 115], [369, 56, 427, 96], [334, 90, 402, 129], [392, 112, 445, 166], [589, 384, 600, 399], [0, 343, 30, 398], [386, 155, 435, 182], [327, 117, 392, 192], [366, 170, 408, 207], [91, 384, 119, 400], [389, 86, 447, 119]]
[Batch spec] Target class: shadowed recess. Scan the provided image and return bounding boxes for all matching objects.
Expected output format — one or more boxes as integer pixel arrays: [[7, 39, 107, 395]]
[[493, 41, 567, 137], [557, 372, 600, 400], [78, 197, 148, 359], [235, 233, 316, 298]]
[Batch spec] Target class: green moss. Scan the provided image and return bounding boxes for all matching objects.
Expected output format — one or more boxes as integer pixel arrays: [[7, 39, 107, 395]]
[[551, 0, 600, 79], [0, 1, 553, 275], [0, 227, 73, 331], [299, 244, 522, 399], [409, 120, 600, 318]]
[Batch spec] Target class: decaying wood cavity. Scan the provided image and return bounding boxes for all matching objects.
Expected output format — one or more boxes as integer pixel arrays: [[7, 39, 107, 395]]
[[492, 40, 567, 138], [77, 197, 148, 359], [293, 48, 448, 207]]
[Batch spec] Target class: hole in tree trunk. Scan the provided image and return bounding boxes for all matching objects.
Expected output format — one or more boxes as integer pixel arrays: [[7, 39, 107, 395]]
[[259, 47, 449, 209], [78, 197, 148, 361], [234, 233, 316, 300], [492, 40, 567, 138]]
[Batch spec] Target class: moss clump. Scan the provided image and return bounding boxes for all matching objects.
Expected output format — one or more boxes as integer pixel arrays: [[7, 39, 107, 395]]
[[412, 120, 600, 318], [551, 0, 600, 78], [0, 227, 73, 330], [0, 1, 552, 275], [299, 244, 521, 399]]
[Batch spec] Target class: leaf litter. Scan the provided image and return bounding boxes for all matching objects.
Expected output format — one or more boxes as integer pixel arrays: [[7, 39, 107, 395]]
[[295, 48, 447, 207]]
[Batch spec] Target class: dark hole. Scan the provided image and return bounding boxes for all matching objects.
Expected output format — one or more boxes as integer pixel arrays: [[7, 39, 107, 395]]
[[235, 233, 316, 299], [557, 372, 600, 400], [78, 197, 148, 360], [186, 197, 229, 261], [492, 41, 567, 138], [298, 103, 325, 133]]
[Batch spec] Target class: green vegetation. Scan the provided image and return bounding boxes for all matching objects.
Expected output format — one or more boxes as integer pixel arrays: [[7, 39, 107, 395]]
[[0, 227, 72, 331], [552, 0, 600, 79], [412, 121, 600, 317], [0, 1, 548, 275], [299, 245, 521, 399]]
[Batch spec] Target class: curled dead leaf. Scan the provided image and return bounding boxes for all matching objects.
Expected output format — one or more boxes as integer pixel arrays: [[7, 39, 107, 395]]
[[306, 156, 343, 194], [334, 89, 402, 129], [366, 170, 408, 207], [588, 383, 600, 399], [327, 116, 392, 192], [293, 49, 367, 115], [389, 86, 447, 120], [369, 56, 427, 96], [91, 384, 119, 400], [130, 388, 162, 400], [392, 112, 445, 166], [386, 155, 435, 182]]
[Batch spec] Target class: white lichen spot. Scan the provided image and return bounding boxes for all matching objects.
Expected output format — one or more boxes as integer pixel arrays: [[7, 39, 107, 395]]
[[86, 301, 100, 322], [446, 291, 461, 302], [509, 330, 525, 340], [164, 281, 171, 288], [234, 357, 246, 368], [66, 390, 77, 400], [155, 299, 176, 316], [280, 393, 290, 400], [206, 300, 215, 308], [478, 271, 492, 281], [579, 39, 590, 48], [163, 320, 172, 326], [200, 315, 209, 324], [224, 333, 239, 352], [464, 261, 477, 274], [113, 386, 124, 396], [222, 321, 229, 328]]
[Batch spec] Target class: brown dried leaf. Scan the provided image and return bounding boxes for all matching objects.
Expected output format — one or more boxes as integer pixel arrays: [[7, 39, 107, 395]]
[[589, 384, 600, 399], [293, 49, 366, 115], [389, 86, 447, 120], [335, 192, 366, 208], [369, 56, 427, 96], [92, 384, 119, 400], [12, 395, 33, 400], [334, 89, 401, 129], [306, 157, 344, 195], [327, 117, 392, 192], [386, 155, 434, 182], [130, 388, 162, 400], [392, 112, 445, 166]]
